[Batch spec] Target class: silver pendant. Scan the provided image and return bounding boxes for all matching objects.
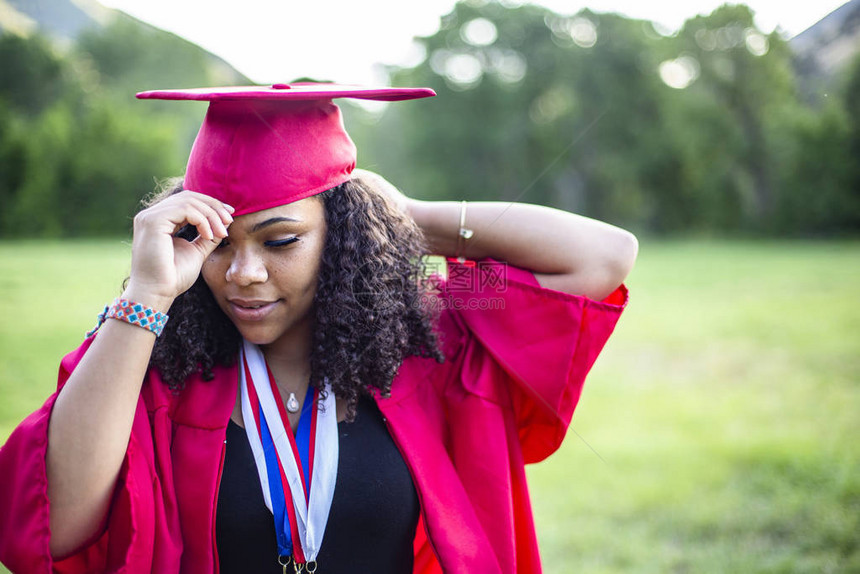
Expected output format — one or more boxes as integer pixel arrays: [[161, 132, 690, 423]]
[[286, 392, 301, 413]]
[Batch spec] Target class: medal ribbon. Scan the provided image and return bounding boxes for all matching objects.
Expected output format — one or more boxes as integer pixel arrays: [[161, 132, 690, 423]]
[[240, 340, 339, 564]]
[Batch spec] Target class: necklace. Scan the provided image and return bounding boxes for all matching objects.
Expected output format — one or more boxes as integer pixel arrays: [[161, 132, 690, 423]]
[[286, 392, 301, 413]]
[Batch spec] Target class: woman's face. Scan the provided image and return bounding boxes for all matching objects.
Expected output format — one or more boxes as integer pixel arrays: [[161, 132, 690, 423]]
[[201, 196, 327, 353]]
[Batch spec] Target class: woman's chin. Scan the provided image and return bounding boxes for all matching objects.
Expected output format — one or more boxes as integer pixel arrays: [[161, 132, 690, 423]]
[[233, 326, 279, 346], [230, 311, 313, 351]]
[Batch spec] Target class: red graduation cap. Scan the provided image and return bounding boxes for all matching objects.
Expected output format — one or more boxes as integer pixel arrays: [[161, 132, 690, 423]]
[[136, 83, 435, 216]]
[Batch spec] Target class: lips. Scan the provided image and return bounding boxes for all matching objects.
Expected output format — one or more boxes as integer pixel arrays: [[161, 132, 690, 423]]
[[227, 298, 280, 322]]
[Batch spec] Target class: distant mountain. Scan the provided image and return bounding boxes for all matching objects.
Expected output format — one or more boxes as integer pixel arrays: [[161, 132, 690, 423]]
[[0, 0, 108, 43], [791, 0, 860, 94], [0, 0, 248, 86]]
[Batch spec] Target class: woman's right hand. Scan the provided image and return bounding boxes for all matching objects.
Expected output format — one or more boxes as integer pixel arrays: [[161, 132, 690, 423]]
[[125, 191, 234, 310]]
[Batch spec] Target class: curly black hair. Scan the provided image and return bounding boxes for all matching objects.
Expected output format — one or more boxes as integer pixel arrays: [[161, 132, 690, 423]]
[[147, 177, 444, 420]]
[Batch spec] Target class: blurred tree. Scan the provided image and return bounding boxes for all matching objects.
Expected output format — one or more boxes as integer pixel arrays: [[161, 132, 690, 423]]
[[62, 98, 184, 235], [381, 0, 856, 235], [0, 30, 187, 237], [768, 100, 856, 234], [3, 96, 183, 237], [830, 53, 860, 232], [0, 7, 251, 238], [671, 4, 799, 231], [382, 2, 680, 233], [2, 2, 857, 237], [0, 33, 72, 116], [0, 104, 29, 231]]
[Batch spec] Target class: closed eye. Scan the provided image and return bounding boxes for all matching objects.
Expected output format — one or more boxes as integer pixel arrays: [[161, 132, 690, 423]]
[[265, 237, 300, 248]]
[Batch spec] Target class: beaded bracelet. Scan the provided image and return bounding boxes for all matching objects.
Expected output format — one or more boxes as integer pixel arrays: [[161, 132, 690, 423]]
[[86, 298, 169, 338]]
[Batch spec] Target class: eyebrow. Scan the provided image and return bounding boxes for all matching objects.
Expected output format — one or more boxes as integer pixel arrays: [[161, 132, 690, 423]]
[[251, 216, 302, 233]]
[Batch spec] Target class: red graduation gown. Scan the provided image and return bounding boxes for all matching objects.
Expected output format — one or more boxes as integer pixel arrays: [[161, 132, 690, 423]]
[[0, 261, 627, 573]]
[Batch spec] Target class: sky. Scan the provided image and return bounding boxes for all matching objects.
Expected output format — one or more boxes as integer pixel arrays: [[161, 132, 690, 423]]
[[97, 0, 851, 85]]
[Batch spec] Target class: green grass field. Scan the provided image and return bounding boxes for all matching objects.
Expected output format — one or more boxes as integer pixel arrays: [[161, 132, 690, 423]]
[[1, 239, 858, 573]]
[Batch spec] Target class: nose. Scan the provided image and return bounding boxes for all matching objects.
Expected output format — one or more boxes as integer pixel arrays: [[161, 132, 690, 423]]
[[225, 249, 268, 286]]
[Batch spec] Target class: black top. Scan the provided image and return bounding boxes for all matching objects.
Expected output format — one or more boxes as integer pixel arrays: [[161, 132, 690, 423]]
[[215, 395, 419, 574]]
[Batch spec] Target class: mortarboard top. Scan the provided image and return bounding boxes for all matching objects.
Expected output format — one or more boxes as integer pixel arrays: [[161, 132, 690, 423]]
[[136, 83, 436, 216]]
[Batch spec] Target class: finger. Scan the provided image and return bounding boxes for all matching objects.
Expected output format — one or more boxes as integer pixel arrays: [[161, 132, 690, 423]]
[[188, 202, 228, 239], [179, 190, 235, 224], [183, 208, 216, 241], [138, 191, 233, 241], [197, 196, 234, 229], [193, 200, 230, 239], [181, 197, 232, 239], [191, 233, 222, 259]]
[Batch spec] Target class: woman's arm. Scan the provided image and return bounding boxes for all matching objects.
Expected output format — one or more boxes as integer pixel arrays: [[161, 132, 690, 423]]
[[46, 192, 233, 558], [354, 170, 637, 300]]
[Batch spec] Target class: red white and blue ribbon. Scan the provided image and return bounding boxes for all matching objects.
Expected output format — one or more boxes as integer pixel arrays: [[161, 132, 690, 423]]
[[240, 340, 338, 564]]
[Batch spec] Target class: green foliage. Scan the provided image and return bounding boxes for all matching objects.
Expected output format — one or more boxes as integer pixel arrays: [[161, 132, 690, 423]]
[[0, 16, 229, 237], [380, 1, 859, 236], [14, 99, 181, 236], [842, 54, 860, 226], [0, 91, 183, 236], [768, 101, 857, 234], [0, 2, 857, 237], [0, 33, 70, 115]]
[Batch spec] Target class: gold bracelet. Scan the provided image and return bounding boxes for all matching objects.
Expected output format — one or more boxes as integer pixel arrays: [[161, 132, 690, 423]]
[[455, 200, 474, 263]]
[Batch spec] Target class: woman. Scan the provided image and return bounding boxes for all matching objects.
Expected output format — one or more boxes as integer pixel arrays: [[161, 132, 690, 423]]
[[0, 84, 636, 574]]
